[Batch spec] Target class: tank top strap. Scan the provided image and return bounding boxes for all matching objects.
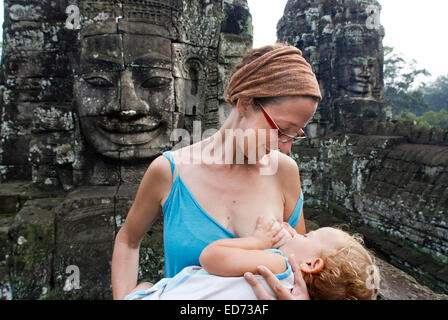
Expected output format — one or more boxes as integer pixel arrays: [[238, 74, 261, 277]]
[[162, 150, 179, 181], [287, 190, 304, 228]]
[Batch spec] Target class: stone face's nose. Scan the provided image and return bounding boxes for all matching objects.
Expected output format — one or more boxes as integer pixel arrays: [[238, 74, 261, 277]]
[[360, 63, 373, 78], [119, 69, 149, 120]]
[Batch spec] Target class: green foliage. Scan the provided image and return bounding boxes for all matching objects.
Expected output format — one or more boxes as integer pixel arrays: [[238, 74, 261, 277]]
[[385, 86, 429, 116], [384, 46, 431, 93], [384, 46, 448, 125], [383, 46, 432, 117], [422, 75, 448, 113], [397, 109, 448, 129]]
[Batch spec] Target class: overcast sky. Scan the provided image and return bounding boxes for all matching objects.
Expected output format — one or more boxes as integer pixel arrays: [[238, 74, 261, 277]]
[[0, 1, 446, 83], [248, 0, 448, 84]]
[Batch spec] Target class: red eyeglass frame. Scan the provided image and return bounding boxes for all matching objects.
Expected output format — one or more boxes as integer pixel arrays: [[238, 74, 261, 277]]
[[255, 102, 307, 143]]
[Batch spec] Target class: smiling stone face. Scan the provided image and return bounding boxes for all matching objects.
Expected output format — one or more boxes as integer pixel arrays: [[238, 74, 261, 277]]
[[0, 0, 253, 187], [74, 21, 177, 160], [336, 56, 380, 98], [334, 23, 383, 100]]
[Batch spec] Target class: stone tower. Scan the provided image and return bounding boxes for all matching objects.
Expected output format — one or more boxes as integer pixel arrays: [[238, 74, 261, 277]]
[[278, 0, 385, 135]]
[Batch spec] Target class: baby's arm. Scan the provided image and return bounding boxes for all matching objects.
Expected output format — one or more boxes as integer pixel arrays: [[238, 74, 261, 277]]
[[199, 217, 288, 277]]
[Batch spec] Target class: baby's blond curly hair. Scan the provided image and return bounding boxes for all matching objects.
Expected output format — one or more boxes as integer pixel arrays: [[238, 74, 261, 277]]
[[303, 227, 380, 300]]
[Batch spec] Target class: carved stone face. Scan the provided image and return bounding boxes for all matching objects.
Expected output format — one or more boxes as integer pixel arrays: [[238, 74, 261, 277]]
[[335, 24, 382, 100], [74, 23, 177, 160], [337, 56, 379, 98]]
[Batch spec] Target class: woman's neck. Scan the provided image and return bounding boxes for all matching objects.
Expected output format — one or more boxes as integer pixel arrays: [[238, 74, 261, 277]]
[[200, 108, 262, 167]]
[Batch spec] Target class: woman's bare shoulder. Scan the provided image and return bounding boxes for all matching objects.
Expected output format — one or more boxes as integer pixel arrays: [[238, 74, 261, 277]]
[[274, 151, 301, 195], [146, 154, 173, 180], [139, 154, 174, 201], [276, 151, 300, 176]]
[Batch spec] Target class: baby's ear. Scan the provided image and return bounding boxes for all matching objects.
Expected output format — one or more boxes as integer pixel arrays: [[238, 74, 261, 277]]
[[300, 258, 324, 274]]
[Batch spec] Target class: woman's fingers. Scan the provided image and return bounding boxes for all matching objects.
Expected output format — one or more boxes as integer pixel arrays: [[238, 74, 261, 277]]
[[245, 262, 309, 300], [244, 272, 275, 300], [288, 254, 310, 300], [256, 266, 296, 300]]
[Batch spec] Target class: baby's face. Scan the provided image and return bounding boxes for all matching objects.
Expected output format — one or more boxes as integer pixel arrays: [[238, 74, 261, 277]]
[[281, 227, 347, 264]]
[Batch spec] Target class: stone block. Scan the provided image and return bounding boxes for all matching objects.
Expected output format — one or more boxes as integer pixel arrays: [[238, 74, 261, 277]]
[[0, 182, 20, 214], [384, 122, 397, 136], [0, 216, 13, 300], [218, 32, 252, 63], [83, 156, 121, 186], [52, 186, 117, 299], [29, 132, 75, 167], [363, 119, 379, 135], [394, 120, 412, 137], [375, 257, 448, 300], [52, 240, 114, 300], [435, 266, 448, 285], [0, 165, 32, 183], [31, 105, 75, 133], [4, 1, 73, 23], [178, 0, 223, 48], [0, 133, 32, 166], [137, 218, 165, 283], [2, 21, 67, 54], [2, 51, 72, 79], [6, 198, 60, 299]]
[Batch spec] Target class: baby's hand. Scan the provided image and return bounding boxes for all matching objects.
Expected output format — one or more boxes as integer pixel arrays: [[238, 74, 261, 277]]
[[272, 223, 294, 249], [252, 216, 291, 249]]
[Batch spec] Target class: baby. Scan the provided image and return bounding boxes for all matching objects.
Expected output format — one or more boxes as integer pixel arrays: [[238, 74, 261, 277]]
[[125, 217, 379, 300]]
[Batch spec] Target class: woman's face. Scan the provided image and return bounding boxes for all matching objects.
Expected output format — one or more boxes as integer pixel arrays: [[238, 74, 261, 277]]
[[244, 96, 318, 156]]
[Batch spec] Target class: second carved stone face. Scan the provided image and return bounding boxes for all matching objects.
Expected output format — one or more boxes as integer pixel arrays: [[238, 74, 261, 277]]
[[74, 28, 176, 160], [337, 56, 379, 98], [335, 24, 383, 100]]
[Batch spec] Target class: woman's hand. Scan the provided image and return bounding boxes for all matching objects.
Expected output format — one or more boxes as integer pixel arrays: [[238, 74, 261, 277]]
[[244, 254, 310, 300], [252, 216, 290, 249]]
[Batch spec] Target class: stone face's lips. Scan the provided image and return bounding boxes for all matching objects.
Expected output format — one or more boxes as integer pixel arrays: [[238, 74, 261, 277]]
[[97, 124, 163, 146], [353, 76, 372, 83], [98, 121, 160, 134]]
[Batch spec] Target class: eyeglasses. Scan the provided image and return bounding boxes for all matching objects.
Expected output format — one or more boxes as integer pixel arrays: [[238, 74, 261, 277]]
[[256, 102, 307, 143]]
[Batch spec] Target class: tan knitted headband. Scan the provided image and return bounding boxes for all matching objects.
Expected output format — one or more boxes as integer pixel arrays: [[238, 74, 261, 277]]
[[226, 45, 322, 105]]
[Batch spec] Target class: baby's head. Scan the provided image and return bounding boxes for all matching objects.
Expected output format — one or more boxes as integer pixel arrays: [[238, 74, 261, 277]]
[[280, 227, 379, 300]]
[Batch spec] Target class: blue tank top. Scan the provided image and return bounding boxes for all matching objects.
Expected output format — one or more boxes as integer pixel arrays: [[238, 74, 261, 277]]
[[162, 150, 304, 278]]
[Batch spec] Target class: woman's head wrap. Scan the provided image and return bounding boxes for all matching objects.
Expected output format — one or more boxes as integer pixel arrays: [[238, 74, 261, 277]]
[[226, 45, 322, 105]]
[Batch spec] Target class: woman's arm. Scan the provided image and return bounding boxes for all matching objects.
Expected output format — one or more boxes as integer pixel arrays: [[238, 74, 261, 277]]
[[199, 217, 288, 277], [111, 155, 172, 300]]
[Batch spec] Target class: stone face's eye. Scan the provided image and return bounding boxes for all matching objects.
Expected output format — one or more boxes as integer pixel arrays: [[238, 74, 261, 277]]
[[84, 76, 113, 88], [141, 77, 171, 89]]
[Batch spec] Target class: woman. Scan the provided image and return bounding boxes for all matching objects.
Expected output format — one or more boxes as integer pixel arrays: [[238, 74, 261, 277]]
[[111, 43, 322, 300]]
